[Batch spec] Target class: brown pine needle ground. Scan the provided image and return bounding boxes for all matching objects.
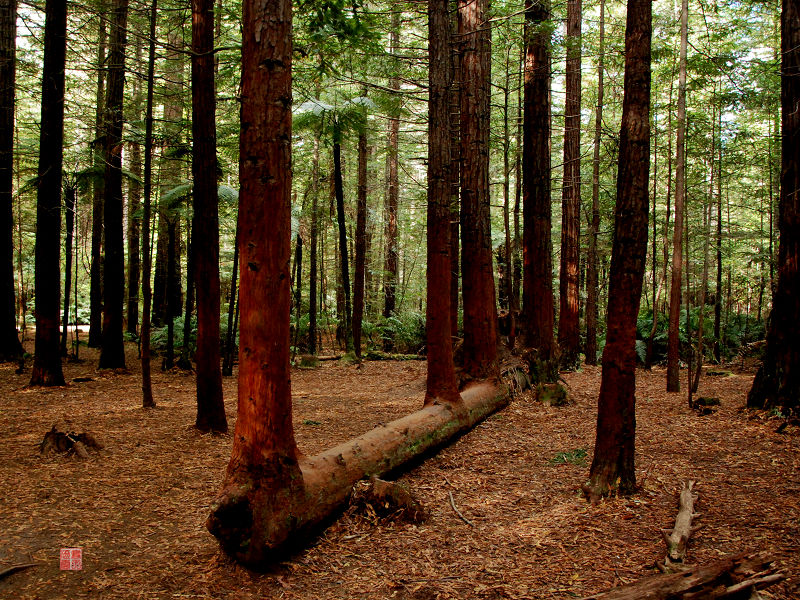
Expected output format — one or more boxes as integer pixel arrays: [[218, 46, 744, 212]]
[[0, 343, 798, 599]]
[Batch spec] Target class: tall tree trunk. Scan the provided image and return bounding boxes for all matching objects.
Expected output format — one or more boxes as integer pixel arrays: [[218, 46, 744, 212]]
[[512, 47, 522, 314], [61, 184, 75, 355], [0, 0, 22, 360], [449, 3, 461, 339], [207, 0, 302, 563], [309, 136, 319, 355], [88, 5, 106, 348], [585, 0, 604, 367], [714, 109, 723, 363], [222, 219, 239, 376], [459, 0, 497, 380], [383, 10, 400, 337], [666, 0, 689, 392], [584, 0, 651, 502], [153, 25, 185, 327], [747, 0, 800, 413], [558, 0, 582, 369], [98, 0, 129, 370], [140, 0, 157, 408], [192, 0, 227, 432], [500, 50, 512, 314], [693, 199, 712, 393], [522, 0, 555, 365], [645, 110, 659, 370], [333, 137, 353, 353], [126, 35, 143, 336], [353, 128, 368, 357], [30, 0, 67, 386], [178, 222, 194, 369], [426, 0, 460, 405]]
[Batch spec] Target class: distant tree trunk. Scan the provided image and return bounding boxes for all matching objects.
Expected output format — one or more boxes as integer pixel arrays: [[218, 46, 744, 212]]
[[585, 0, 604, 367], [308, 137, 319, 355], [558, 0, 582, 369], [207, 0, 303, 563], [500, 51, 513, 314], [126, 37, 143, 336], [693, 200, 712, 393], [353, 128, 368, 357], [747, 0, 800, 413], [512, 48, 522, 314], [644, 109, 659, 370], [30, 0, 67, 386], [714, 109, 723, 363], [458, 0, 497, 380], [333, 137, 353, 353], [383, 10, 400, 338], [666, 0, 688, 393], [88, 5, 106, 348], [153, 26, 185, 327], [222, 219, 239, 376], [426, 0, 461, 405], [584, 0, 651, 502], [61, 184, 75, 355], [140, 0, 157, 408], [522, 0, 555, 364], [98, 0, 129, 370], [191, 0, 227, 432], [0, 0, 22, 360], [164, 219, 176, 369], [177, 224, 194, 369]]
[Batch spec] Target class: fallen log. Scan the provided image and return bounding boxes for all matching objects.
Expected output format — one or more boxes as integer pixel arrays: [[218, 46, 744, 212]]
[[581, 552, 784, 600], [207, 382, 508, 565], [661, 481, 700, 567]]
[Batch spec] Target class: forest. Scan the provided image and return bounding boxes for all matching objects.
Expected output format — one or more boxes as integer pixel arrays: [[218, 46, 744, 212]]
[[0, 0, 798, 597]]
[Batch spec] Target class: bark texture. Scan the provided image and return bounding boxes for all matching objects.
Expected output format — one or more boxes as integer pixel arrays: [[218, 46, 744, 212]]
[[98, 0, 129, 370], [30, 0, 67, 386], [558, 0, 582, 369], [0, 0, 22, 360], [458, 0, 498, 380], [383, 11, 400, 331], [353, 130, 368, 357], [192, 0, 227, 432], [584, 0, 651, 502], [747, 0, 800, 413], [426, 0, 461, 406], [522, 0, 555, 362]]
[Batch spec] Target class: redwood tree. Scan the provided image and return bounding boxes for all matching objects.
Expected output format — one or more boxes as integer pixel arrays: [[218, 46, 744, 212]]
[[0, 0, 22, 361], [426, 0, 460, 405], [207, 0, 302, 563], [352, 126, 368, 357], [558, 0, 582, 369], [98, 0, 129, 370], [30, 0, 67, 386], [747, 0, 800, 413], [584, 0, 651, 501], [459, 0, 498, 380], [192, 0, 227, 432], [666, 0, 689, 392], [522, 0, 555, 365], [383, 10, 400, 339]]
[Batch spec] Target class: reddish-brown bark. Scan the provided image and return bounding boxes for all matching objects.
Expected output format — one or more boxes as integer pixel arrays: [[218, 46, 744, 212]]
[[558, 0, 582, 369], [522, 0, 555, 362], [206, 0, 302, 564], [192, 0, 227, 432], [747, 0, 800, 413], [383, 11, 400, 331], [30, 0, 67, 386], [449, 6, 460, 340], [0, 0, 22, 361], [458, 0, 498, 380], [584, 0, 651, 502], [426, 0, 461, 406], [98, 0, 128, 370]]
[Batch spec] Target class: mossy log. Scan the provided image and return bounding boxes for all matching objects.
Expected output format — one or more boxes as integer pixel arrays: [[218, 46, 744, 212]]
[[581, 552, 783, 600], [207, 382, 508, 565]]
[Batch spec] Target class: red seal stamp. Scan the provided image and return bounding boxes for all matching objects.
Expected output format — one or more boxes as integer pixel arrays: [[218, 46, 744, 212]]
[[60, 548, 82, 571]]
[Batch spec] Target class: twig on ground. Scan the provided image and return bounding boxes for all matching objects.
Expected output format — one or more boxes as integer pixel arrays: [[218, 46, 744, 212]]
[[448, 491, 474, 527], [0, 563, 39, 581]]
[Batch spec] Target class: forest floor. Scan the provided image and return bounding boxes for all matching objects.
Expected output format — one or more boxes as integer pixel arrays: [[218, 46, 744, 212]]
[[0, 342, 798, 600]]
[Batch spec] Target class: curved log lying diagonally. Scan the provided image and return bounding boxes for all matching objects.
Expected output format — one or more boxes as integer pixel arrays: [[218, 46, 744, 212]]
[[207, 382, 508, 566], [662, 480, 701, 566]]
